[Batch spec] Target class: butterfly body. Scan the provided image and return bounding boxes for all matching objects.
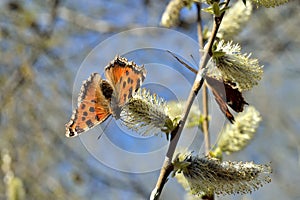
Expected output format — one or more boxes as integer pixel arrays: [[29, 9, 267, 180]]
[[66, 56, 146, 137]]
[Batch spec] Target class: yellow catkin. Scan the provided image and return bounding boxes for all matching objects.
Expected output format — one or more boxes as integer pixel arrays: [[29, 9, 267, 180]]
[[210, 40, 263, 92], [120, 88, 175, 136], [219, 1, 253, 40], [160, 0, 194, 28], [173, 152, 272, 196], [217, 106, 262, 154], [251, 0, 289, 8]]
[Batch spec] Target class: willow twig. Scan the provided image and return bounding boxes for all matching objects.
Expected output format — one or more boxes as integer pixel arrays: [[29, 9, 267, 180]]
[[197, 3, 213, 200], [150, 1, 230, 199], [196, 2, 211, 155]]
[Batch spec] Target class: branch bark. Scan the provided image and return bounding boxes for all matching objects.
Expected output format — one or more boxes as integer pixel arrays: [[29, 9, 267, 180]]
[[150, 1, 230, 199], [196, 2, 211, 156], [197, 3, 213, 200]]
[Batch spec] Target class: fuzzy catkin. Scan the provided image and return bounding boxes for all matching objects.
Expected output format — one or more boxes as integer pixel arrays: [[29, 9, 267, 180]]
[[217, 106, 262, 154], [173, 152, 272, 196], [219, 0, 253, 40], [251, 0, 289, 8], [210, 40, 263, 92], [168, 101, 201, 128], [160, 0, 194, 28], [120, 88, 175, 136]]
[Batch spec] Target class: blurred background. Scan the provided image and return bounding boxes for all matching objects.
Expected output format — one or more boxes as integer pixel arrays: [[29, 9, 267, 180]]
[[0, 0, 299, 199]]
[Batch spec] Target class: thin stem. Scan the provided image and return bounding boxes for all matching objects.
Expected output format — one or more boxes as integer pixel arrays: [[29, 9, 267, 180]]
[[150, 1, 230, 199], [202, 85, 210, 152], [196, 2, 211, 155], [196, 3, 204, 50], [197, 3, 212, 200]]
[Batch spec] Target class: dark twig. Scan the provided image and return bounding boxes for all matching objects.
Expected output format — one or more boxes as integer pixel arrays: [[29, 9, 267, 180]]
[[196, 2, 211, 155], [150, 1, 230, 199], [197, 3, 212, 199]]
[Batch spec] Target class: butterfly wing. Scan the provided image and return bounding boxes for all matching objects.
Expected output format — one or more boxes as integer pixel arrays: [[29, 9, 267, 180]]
[[206, 76, 248, 123], [65, 73, 113, 137], [104, 56, 146, 117]]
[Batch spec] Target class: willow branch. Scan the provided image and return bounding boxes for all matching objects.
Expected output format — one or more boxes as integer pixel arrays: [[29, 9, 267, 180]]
[[196, 2, 211, 155], [196, 3, 204, 50], [197, 3, 212, 199], [150, 1, 230, 199]]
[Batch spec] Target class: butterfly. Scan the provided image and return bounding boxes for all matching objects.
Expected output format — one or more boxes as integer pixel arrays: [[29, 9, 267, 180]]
[[65, 56, 146, 137], [167, 51, 248, 123]]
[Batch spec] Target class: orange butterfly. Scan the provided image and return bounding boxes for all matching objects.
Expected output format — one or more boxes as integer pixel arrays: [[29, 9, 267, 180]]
[[65, 56, 146, 137]]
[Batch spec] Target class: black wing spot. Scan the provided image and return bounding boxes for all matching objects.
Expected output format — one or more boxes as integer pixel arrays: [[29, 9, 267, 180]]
[[136, 79, 141, 91], [86, 119, 94, 128], [123, 81, 126, 89], [83, 111, 88, 116], [81, 104, 86, 109], [128, 87, 133, 99], [126, 70, 129, 76], [100, 80, 113, 100], [127, 77, 131, 84], [116, 59, 126, 66], [123, 94, 127, 102], [69, 132, 75, 137], [81, 117, 86, 121], [89, 107, 95, 112]]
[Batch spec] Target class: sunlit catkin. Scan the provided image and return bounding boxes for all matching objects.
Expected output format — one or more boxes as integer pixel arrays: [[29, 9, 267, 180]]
[[210, 40, 263, 92], [217, 106, 262, 154], [168, 101, 201, 128], [173, 152, 272, 196], [160, 0, 194, 28], [251, 0, 289, 8], [120, 88, 177, 136], [219, 1, 252, 40], [2, 149, 25, 200]]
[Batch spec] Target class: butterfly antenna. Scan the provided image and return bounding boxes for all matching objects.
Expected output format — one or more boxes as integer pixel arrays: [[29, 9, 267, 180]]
[[97, 117, 113, 140], [167, 50, 197, 74], [190, 54, 198, 67]]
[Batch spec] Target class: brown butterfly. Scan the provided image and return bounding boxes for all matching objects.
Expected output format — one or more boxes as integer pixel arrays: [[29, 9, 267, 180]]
[[168, 51, 248, 123], [205, 76, 248, 123], [65, 56, 146, 137]]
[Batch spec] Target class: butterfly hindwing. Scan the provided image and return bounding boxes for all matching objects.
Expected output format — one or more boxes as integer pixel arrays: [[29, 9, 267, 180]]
[[65, 73, 113, 137], [105, 56, 146, 117], [206, 76, 248, 123], [206, 76, 235, 123]]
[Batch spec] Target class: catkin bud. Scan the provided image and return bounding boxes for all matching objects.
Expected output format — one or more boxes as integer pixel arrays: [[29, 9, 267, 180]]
[[160, 0, 194, 28], [168, 101, 201, 128], [217, 106, 262, 154], [210, 40, 263, 92], [120, 88, 177, 136], [173, 152, 272, 196], [219, 0, 253, 40], [251, 0, 289, 8]]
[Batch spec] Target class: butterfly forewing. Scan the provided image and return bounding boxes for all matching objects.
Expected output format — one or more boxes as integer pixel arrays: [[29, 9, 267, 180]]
[[105, 56, 146, 117], [65, 73, 113, 137]]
